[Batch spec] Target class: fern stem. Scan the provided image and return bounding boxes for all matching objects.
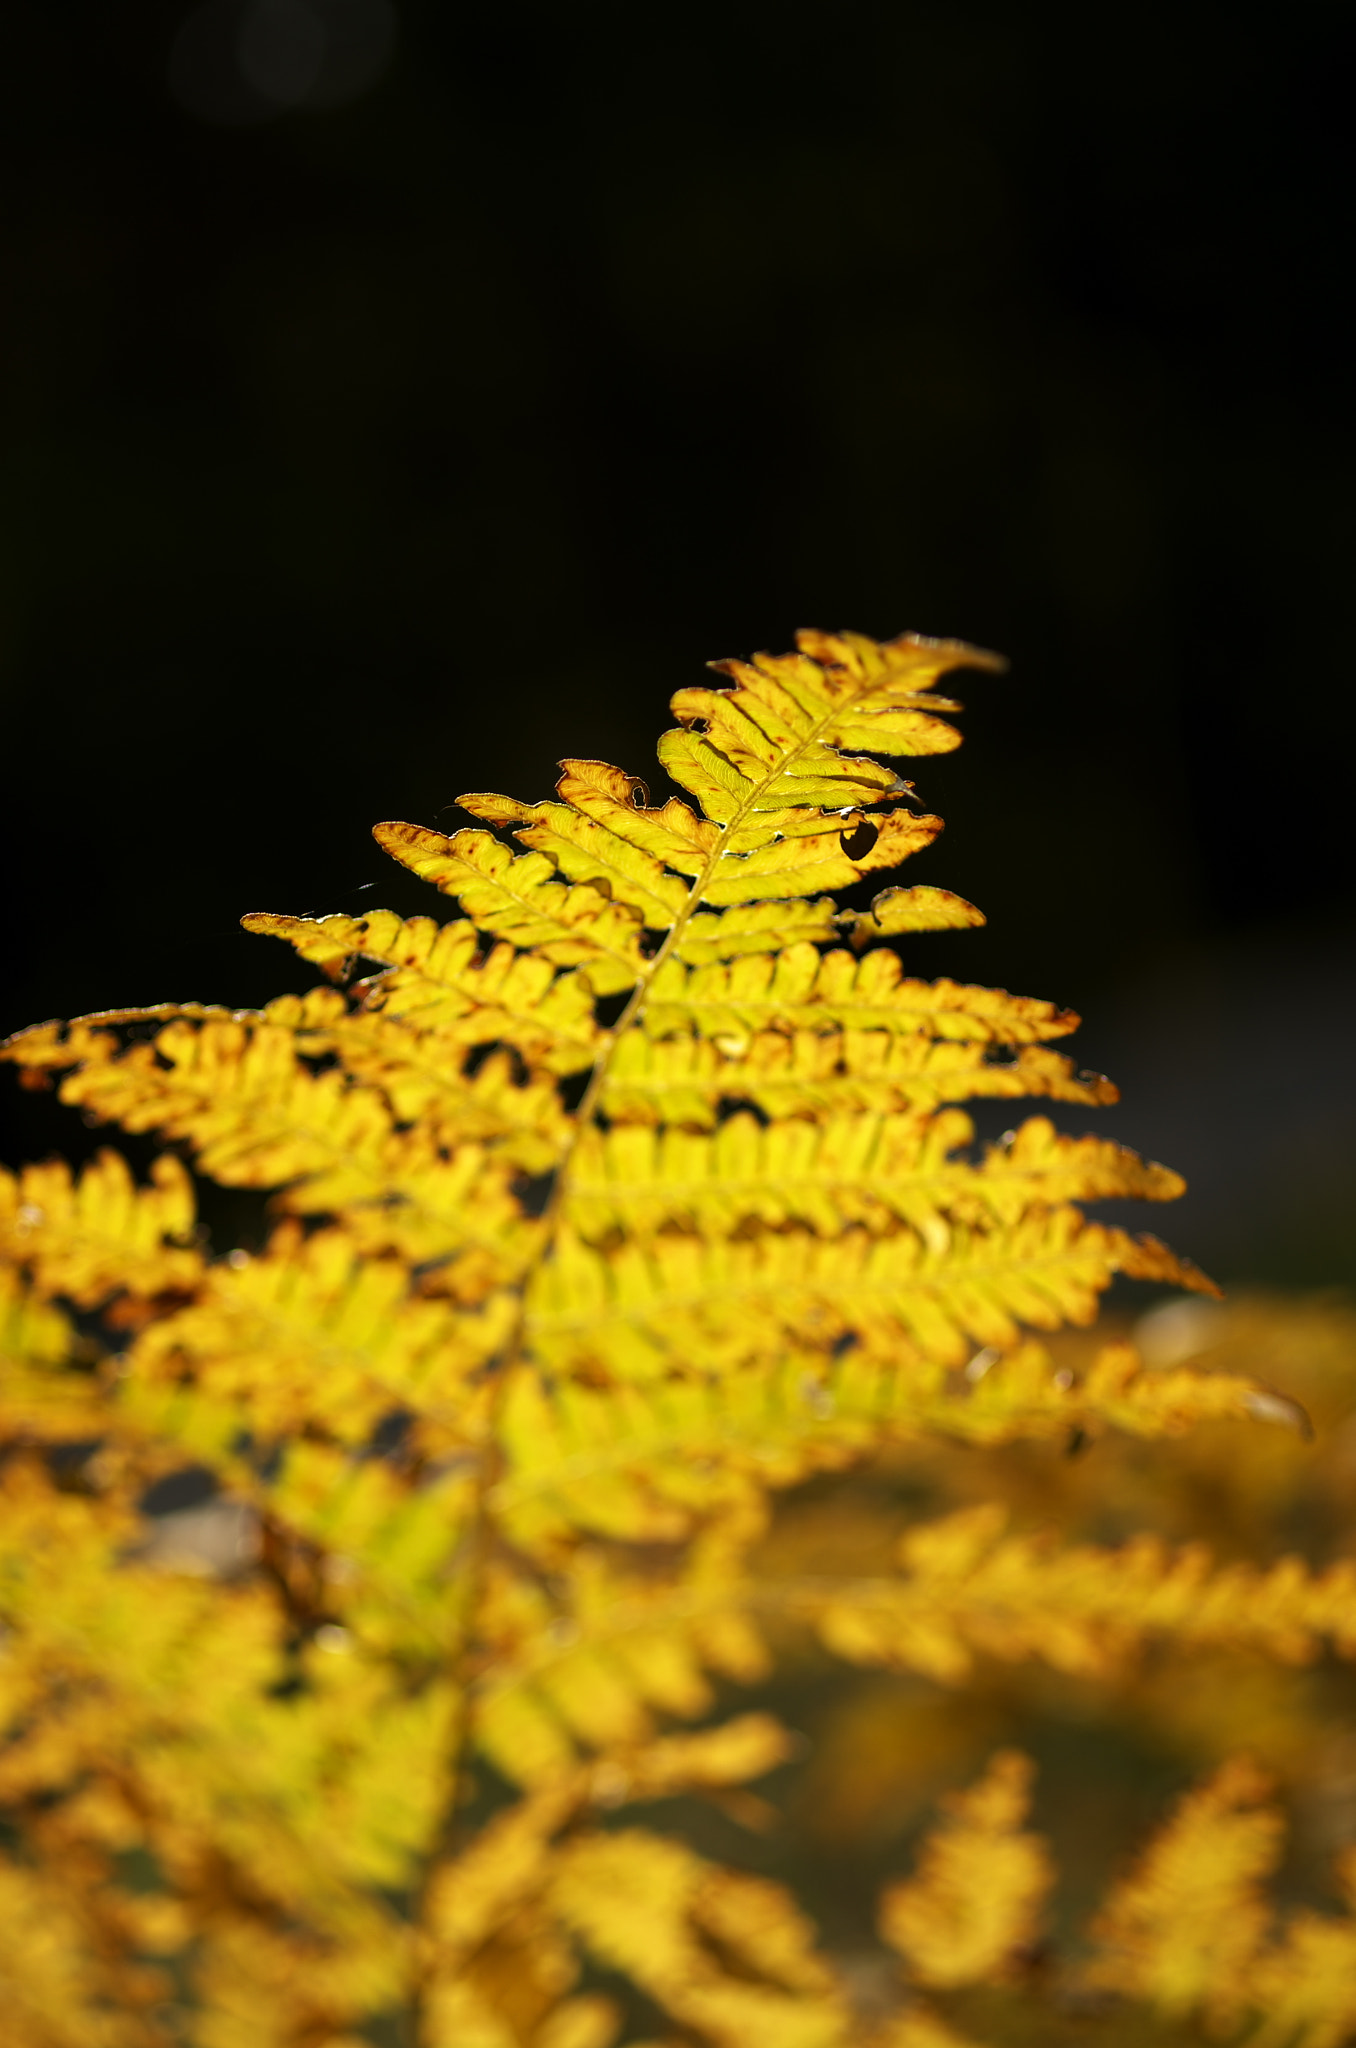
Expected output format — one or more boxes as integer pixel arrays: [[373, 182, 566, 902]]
[[405, 693, 876, 2042]]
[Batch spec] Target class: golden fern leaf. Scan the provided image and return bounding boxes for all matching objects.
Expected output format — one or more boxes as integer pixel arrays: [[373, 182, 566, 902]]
[[563, 1110, 1183, 1240], [3, 624, 1311, 2048], [1082, 1757, 1281, 2025], [1245, 1851, 1356, 2048], [8, 1014, 543, 1283], [641, 952, 1080, 1044], [0, 1850, 160, 2048], [419, 1718, 798, 2047], [489, 1340, 1293, 1563], [294, 1026, 570, 1169], [600, 1029, 1119, 1125], [0, 1261, 94, 1440], [470, 1547, 772, 1788], [658, 630, 983, 831], [130, 1222, 515, 1437], [0, 1149, 200, 1306], [848, 885, 987, 942], [523, 1212, 1207, 1386], [470, 1495, 1356, 1796], [423, 1713, 791, 1961], [546, 1828, 849, 2048], [800, 1505, 1356, 1682], [183, 1914, 403, 2048], [244, 913, 603, 1069], [671, 897, 845, 964], [0, 1475, 430, 2033], [360, 824, 646, 988], [872, 2012, 989, 2048], [878, 1750, 1052, 1988]]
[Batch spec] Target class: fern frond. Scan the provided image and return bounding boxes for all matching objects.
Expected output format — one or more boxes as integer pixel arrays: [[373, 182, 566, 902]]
[[5, 1016, 544, 1281], [878, 1750, 1052, 1987], [0, 1849, 158, 2048], [546, 1828, 848, 2047], [1245, 1869, 1356, 2048], [0, 1471, 440, 2047], [525, 1213, 1207, 1383], [600, 1028, 1118, 1125], [0, 1262, 92, 1439], [239, 915, 605, 1070], [1083, 1757, 1279, 2026], [130, 1223, 514, 1437], [296, 1025, 571, 1169], [564, 1111, 1182, 1240], [658, 630, 987, 833], [873, 2011, 988, 2048], [491, 1340, 1286, 1558], [475, 1495, 1356, 1794], [419, 1718, 800, 2046], [673, 898, 844, 964], [1, 1149, 200, 1306], [470, 1549, 771, 1787], [657, 808, 944, 905], [425, 1713, 792, 1960], [848, 885, 987, 942], [4, 622, 1302, 2048], [641, 950, 1078, 1043], [801, 1506, 1356, 1681], [370, 822, 648, 989]]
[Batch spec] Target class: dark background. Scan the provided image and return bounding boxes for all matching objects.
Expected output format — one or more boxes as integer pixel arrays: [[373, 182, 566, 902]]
[[2, 0, 1353, 1285]]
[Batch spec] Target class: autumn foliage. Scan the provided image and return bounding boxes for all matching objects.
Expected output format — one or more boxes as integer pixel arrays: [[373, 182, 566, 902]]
[[2, 628, 1354, 2046]]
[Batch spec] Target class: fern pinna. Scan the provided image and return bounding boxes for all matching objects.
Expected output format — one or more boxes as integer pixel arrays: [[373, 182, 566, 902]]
[[0, 628, 1349, 2047]]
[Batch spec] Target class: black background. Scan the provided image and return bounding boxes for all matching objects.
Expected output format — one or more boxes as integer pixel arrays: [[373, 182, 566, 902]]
[[3, 0, 1353, 1283]]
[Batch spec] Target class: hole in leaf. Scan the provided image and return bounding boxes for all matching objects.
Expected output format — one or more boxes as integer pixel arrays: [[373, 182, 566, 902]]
[[140, 1465, 219, 1516], [839, 819, 879, 861]]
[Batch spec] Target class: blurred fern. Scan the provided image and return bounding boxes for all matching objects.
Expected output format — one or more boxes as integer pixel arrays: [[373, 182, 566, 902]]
[[0, 629, 1349, 2046]]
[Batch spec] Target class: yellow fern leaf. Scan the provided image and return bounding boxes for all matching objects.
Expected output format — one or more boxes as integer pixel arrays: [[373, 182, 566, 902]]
[[564, 1110, 1182, 1240], [184, 1914, 404, 2048], [0, 1851, 153, 2048], [293, 1025, 571, 1171], [547, 1828, 848, 2048], [601, 1027, 1118, 1124], [872, 2010, 990, 2048], [3, 622, 1287, 2048], [0, 1262, 93, 1439], [878, 1750, 1052, 1987], [457, 784, 693, 928], [525, 1212, 1206, 1385], [1, 1149, 200, 1305], [471, 1554, 759, 1785], [424, 1714, 791, 1965], [8, 1016, 543, 1283], [658, 630, 992, 836], [1084, 1757, 1280, 2024], [849, 885, 987, 942], [131, 1223, 514, 1437], [242, 915, 602, 1069], [1245, 1856, 1356, 2048], [669, 808, 945, 905], [489, 1338, 1286, 1570], [801, 1507, 1356, 1683], [674, 897, 843, 964], [530, 1998, 623, 2048], [371, 821, 647, 988], [643, 950, 1079, 1043]]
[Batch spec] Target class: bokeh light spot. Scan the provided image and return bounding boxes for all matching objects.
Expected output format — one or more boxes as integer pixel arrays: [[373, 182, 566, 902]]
[[168, 0, 396, 125]]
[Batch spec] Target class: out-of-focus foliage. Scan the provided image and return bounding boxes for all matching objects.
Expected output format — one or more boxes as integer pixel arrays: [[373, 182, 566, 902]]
[[0, 629, 1351, 2045]]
